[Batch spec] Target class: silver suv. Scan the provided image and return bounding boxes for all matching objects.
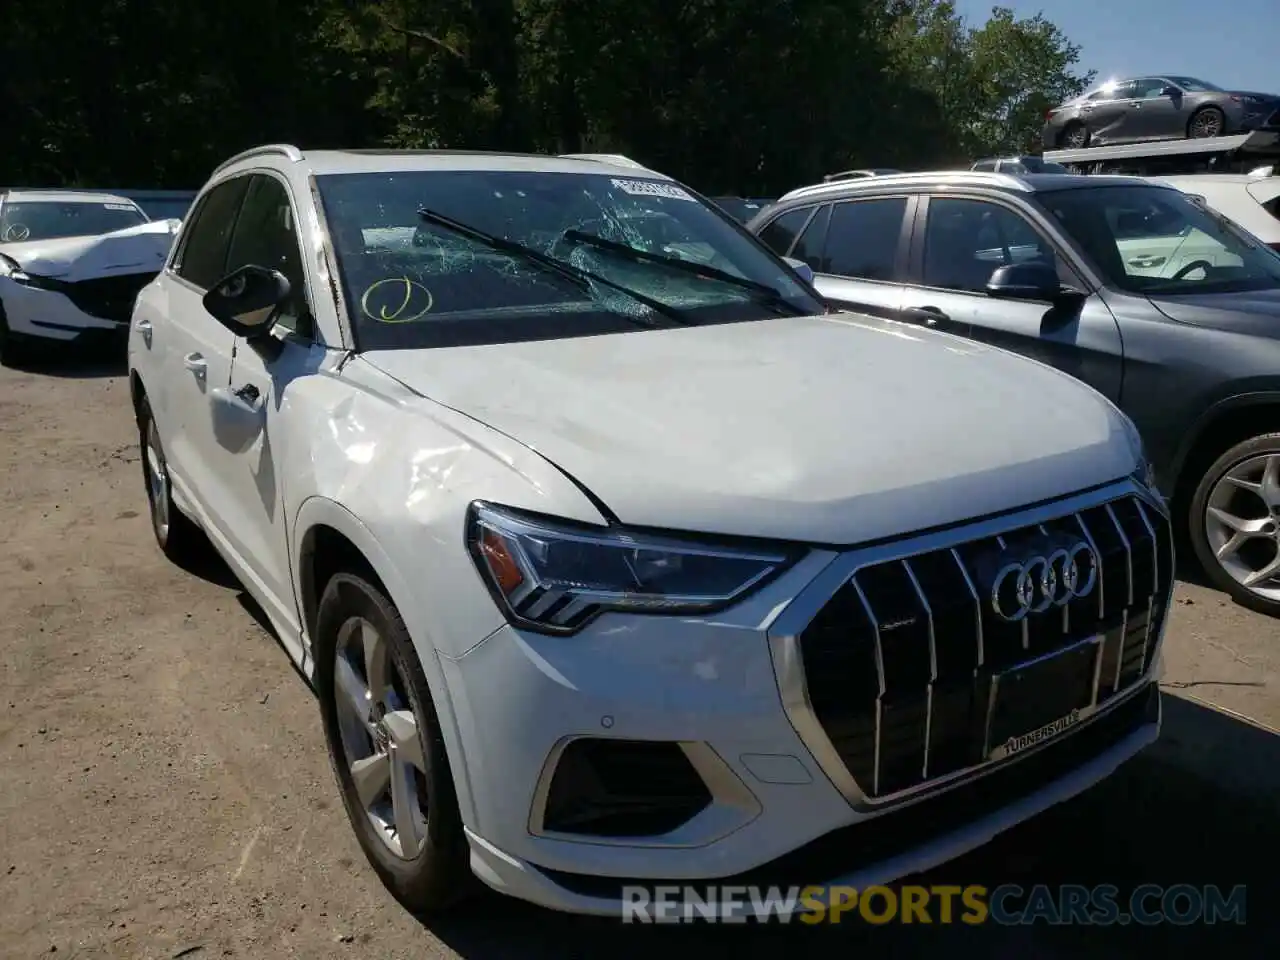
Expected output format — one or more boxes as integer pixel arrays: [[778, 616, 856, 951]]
[[128, 145, 1168, 916]]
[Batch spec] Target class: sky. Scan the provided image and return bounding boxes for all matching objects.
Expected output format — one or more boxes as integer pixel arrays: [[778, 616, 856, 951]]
[[952, 0, 1277, 93]]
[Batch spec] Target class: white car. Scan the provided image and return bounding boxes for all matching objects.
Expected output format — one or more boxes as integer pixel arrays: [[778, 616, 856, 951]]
[[129, 144, 1169, 917], [0, 189, 178, 364], [1148, 172, 1280, 252]]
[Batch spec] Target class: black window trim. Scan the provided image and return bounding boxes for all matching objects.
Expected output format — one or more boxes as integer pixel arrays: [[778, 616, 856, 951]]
[[168, 174, 252, 292], [169, 168, 321, 344], [816, 193, 917, 287], [225, 167, 319, 342], [755, 204, 822, 258], [906, 189, 1097, 296]]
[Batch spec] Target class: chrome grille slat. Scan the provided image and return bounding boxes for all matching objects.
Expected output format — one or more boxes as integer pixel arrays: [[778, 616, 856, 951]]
[[1075, 513, 1105, 619], [849, 576, 885, 796], [1105, 503, 1135, 608], [1134, 500, 1160, 669], [950, 548, 984, 669], [792, 489, 1171, 804], [902, 559, 937, 779]]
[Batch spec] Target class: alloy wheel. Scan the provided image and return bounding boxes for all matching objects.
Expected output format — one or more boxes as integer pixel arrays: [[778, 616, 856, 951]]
[[1190, 110, 1223, 138], [333, 616, 430, 859], [144, 419, 171, 542], [1204, 453, 1280, 602], [1064, 126, 1088, 149]]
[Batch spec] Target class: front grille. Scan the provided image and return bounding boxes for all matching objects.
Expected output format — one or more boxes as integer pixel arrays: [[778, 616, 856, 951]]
[[29, 271, 157, 323], [799, 491, 1171, 801]]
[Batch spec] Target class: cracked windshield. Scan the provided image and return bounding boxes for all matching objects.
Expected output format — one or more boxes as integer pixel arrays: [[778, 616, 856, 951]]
[[317, 168, 824, 349]]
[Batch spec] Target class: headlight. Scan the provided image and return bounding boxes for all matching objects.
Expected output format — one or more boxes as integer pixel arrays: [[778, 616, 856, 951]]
[[467, 502, 798, 634], [0, 255, 26, 281]]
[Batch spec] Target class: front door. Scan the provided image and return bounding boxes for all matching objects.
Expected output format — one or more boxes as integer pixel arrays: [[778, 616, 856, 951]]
[[212, 173, 324, 635], [907, 195, 1125, 403], [160, 176, 251, 527]]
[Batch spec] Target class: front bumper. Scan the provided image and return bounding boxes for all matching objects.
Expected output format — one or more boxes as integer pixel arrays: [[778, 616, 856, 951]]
[[0, 273, 145, 344], [441, 479, 1170, 915]]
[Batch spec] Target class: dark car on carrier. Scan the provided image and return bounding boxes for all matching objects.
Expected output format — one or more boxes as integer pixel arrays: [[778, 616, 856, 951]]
[[748, 170, 1280, 617]]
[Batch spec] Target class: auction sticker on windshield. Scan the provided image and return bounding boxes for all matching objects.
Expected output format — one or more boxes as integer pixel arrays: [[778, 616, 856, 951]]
[[104, 203, 136, 211], [610, 179, 694, 202]]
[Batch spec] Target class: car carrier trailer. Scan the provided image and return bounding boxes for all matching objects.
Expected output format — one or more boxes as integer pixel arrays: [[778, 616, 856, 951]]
[[1043, 130, 1280, 175]]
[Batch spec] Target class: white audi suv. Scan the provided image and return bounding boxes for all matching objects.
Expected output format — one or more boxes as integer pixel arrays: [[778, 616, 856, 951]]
[[127, 144, 1170, 916]]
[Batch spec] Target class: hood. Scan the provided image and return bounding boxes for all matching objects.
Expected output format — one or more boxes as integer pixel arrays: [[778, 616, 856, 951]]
[[1147, 286, 1280, 337], [0, 219, 180, 282], [362, 314, 1139, 545]]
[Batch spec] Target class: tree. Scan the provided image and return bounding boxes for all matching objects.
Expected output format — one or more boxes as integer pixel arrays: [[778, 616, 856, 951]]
[[965, 6, 1094, 154]]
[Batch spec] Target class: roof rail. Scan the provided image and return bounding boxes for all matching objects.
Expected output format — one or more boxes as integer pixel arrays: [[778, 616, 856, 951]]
[[212, 144, 304, 176], [780, 169, 1032, 202], [558, 153, 649, 170]]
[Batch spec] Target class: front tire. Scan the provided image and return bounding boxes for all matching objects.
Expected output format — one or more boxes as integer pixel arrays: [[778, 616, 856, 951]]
[[1189, 432, 1280, 617], [137, 395, 206, 562], [314, 572, 472, 913]]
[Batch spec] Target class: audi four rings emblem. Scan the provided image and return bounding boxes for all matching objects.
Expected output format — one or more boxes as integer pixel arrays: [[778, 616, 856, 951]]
[[990, 541, 1097, 622]]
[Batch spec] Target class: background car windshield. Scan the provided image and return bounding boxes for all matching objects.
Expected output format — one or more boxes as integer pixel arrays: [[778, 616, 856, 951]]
[[316, 169, 823, 350], [1168, 77, 1223, 93], [0, 201, 148, 243], [1037, 185, 1280, 295]]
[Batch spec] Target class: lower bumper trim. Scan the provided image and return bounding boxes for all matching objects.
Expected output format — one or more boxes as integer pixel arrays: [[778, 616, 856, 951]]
[[533, 682, 1158, 899]]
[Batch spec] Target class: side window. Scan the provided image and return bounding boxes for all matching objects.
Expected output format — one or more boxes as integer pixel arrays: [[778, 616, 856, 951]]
[[757, 207, 813, 256], [791, 204, 831, 269], [922, 197, 1074, 293], [175, 178, 250, 289], [1132, 78, 1167, 99], [1111, 80, 1139, 101], [224, 175, 310, 333], [821, 198, 907, 281]]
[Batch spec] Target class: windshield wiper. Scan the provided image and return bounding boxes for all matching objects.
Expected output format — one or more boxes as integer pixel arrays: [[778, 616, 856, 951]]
[[560, 229, 806, 314], [416, 208, 692, 326]]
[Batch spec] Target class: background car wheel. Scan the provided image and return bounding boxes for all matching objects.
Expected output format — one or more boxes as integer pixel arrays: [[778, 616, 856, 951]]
[[137, 395, 206, 562], [1060, 122, 1089, 149], [314, 571, 472, 914], [1189, 432, 1280, 617], [0, 309, 32, 368], [1187, 106, 1225, 139]]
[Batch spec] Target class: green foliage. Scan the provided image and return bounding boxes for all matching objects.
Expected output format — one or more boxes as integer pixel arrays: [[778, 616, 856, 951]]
[[0, 0, 1092, 193]]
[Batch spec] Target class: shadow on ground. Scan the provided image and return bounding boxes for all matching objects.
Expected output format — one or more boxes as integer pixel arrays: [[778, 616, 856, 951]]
[[5, 345, 127, 380], [421, 694, 1278, 959]]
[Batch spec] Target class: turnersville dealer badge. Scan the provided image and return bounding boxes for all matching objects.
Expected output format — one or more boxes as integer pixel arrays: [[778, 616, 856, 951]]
[[990, 709, 1082, 761]]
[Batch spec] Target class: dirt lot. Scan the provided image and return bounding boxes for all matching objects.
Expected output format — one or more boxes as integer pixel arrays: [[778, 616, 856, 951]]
[[1, 356, 1276, 959]]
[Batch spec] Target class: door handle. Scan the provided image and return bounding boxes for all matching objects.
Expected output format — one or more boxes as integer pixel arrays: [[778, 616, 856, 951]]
[[903, 306, 948, 327], [1128, 255, 1166, 268], [134, 317, 153, 347], [182, 352, 207, 379]]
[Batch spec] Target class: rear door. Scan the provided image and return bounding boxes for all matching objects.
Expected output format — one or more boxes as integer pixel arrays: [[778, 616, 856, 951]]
[[810, 195, 915, 321], [904, 193, 1125, 402]]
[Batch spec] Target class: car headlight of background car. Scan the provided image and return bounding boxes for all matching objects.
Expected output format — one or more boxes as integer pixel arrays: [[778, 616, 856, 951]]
[[467, 502, 798, 634]]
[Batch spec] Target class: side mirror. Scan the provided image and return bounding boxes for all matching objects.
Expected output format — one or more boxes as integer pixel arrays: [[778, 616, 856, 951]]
[[202, 264, 290, 337], [986, 261, 1070, 302], [1160, 85, 1179, 97], [783, 256, 816, 285]]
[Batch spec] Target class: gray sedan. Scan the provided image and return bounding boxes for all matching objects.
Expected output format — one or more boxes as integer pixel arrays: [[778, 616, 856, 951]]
[[1043, 76, 1280, 150]]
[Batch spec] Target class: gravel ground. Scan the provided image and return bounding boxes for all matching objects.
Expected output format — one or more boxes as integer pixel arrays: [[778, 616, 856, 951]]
[[0, 355, 1276, 959]]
